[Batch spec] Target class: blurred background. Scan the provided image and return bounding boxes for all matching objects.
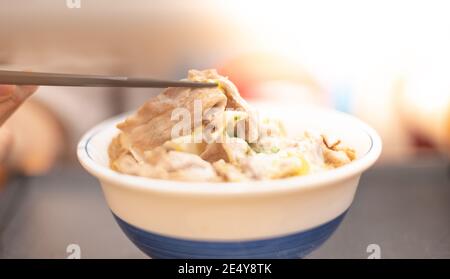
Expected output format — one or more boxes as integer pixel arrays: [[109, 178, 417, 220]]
[[0, 0, 448, 258]]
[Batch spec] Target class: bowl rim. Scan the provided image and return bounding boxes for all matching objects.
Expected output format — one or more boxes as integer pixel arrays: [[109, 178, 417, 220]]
[[77, 108, 382, 196]]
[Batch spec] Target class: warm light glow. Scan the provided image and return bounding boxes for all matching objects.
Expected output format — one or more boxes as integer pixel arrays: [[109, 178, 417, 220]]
[[220, 0, 450, 83]]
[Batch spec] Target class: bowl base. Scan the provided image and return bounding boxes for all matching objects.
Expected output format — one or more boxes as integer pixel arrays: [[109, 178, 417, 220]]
[[113, 211, 347, 259]]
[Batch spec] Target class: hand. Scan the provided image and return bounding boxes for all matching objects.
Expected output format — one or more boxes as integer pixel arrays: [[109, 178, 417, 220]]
[[0, 93, 65, 178], [0, 84, 38, 177], [0, 127, 12, 163], [0, 84, 38, 126]]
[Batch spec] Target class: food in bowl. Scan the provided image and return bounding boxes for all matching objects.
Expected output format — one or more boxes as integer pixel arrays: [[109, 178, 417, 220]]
[[109, 69, 355, 182]]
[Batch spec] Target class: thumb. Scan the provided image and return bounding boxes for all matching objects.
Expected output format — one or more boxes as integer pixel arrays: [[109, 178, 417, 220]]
[[0, 85, 38, 125], [16, 85, 39, 100]]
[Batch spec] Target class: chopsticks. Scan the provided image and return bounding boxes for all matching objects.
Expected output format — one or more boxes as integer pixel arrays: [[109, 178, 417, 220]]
[[0, 70, 218, 88]]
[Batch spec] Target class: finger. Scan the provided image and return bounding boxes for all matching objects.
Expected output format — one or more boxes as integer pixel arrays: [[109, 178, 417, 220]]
[[15, 85, 39, 101], [0, 85, 17, 101], [0, 85, 38, 126], [0, 84, 38, 103]]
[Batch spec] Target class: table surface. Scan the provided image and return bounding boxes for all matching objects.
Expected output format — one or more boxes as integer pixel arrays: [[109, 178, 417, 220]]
[[0, 158, 449, 259]]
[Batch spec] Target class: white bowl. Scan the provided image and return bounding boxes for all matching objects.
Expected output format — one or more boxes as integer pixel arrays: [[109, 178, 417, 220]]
[[77, 104, 382, 258]]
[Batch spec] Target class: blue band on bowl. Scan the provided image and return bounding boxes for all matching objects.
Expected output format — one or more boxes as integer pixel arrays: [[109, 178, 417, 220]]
[[113, 211, 347, 259]]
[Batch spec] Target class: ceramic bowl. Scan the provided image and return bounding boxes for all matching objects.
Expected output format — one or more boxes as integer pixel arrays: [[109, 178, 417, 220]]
[[77, 104, 382, 258]]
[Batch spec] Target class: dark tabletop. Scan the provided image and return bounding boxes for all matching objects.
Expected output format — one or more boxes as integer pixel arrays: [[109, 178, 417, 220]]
[[0, 157, 449, 259]]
